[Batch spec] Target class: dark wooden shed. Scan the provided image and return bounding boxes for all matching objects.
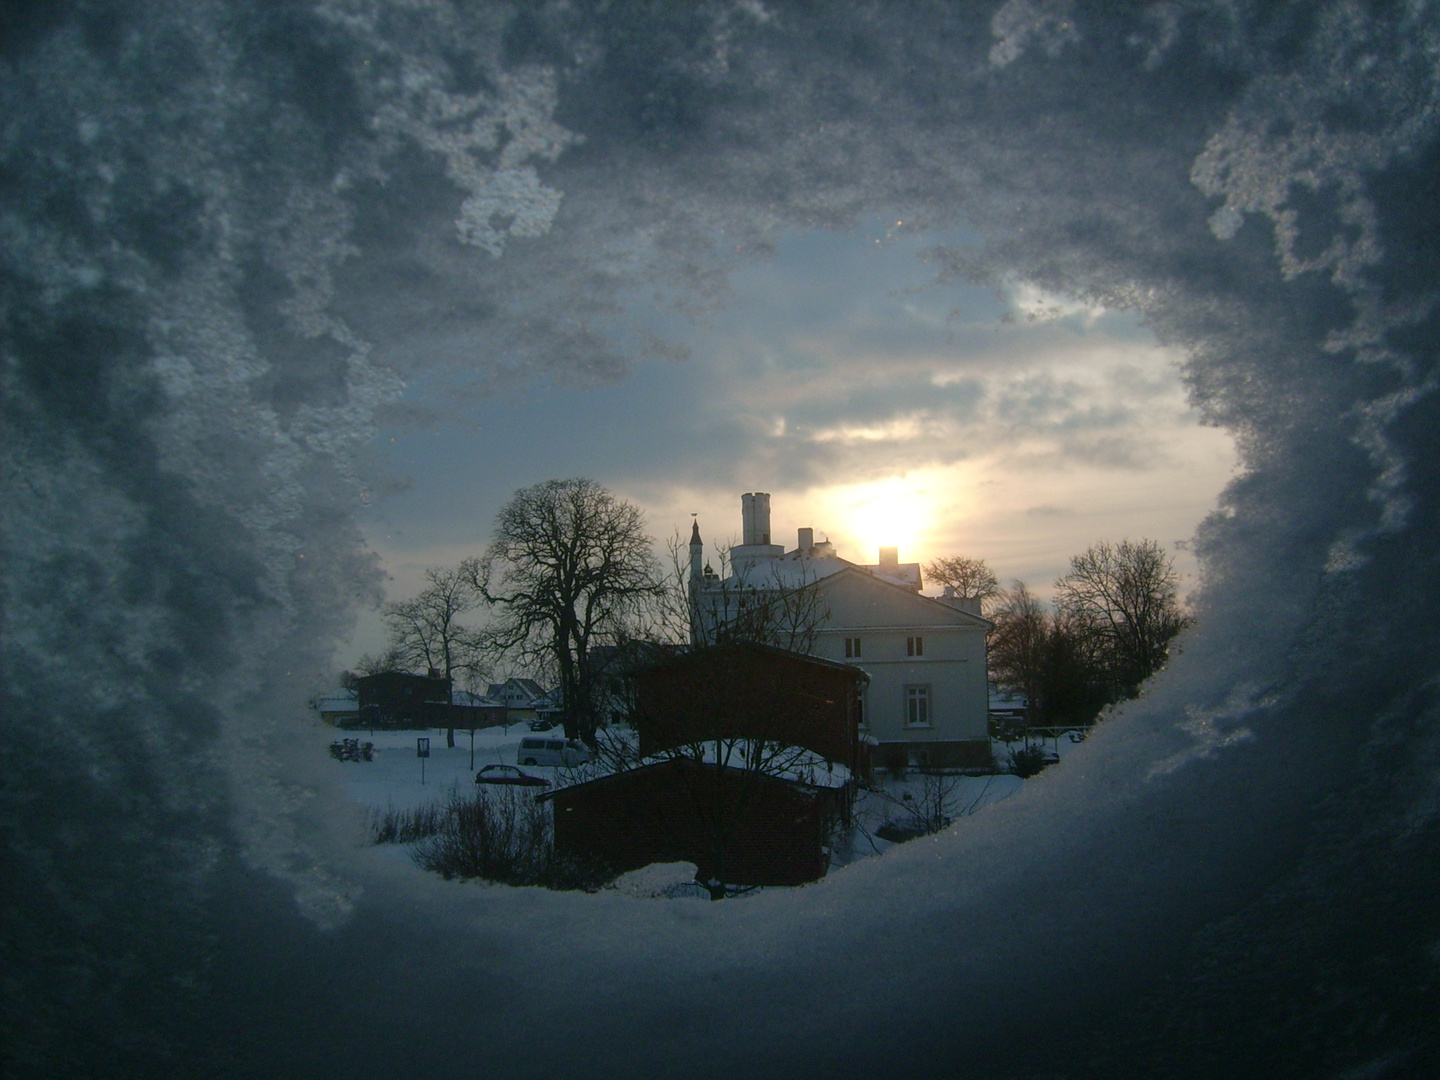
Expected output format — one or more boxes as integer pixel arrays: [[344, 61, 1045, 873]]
[[632, 642, 869, 778], [546, 756, 846, 888]]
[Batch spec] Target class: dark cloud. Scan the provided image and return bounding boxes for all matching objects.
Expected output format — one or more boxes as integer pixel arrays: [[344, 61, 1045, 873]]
[[5, 3, 1440, 1077]]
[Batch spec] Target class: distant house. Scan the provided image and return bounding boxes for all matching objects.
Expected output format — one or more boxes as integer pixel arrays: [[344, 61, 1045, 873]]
[[355, 671, 452, 729], [312, 688, 360, 727], [485, 678, 562, 726], [449, 689, 508, 731], [350, 673, 507, 730], [545, 751, 850, 888], [688, 493, 994, 771]]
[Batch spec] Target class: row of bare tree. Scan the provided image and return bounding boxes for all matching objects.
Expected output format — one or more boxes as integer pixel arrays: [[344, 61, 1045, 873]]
[[977, 539, 1191, 727], [350, 478, 665, 746]]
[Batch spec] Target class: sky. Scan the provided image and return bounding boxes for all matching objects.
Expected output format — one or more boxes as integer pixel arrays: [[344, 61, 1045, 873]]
[[353, 216, 1236, 662], [7, 3, 1440, 1077]]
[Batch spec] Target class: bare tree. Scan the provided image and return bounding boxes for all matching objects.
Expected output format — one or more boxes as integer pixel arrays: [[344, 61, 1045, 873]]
[[987, 580, 1050, 715], [377, 564, 487, 745], [467, 478, 662, 745], [1054, 538, 1191, 699], [648, 529, 831, 653], [924, 554, 1002, 615], [988, 579, 1116, 729], [871, 771, 998, 841], [381, 565, 485, 687], [351, 647, 407, 678]]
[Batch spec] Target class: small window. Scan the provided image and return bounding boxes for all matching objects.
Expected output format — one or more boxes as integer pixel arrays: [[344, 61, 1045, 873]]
[[845, 637, 862, 659], [905, 685, 931, 728], [855, 688, 867, 728], [907, 635, 924, 657], [547, 740, 564, 751]]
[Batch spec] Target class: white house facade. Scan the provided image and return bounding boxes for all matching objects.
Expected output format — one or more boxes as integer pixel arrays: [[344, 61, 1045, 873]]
[[688, 492, 993, 770]]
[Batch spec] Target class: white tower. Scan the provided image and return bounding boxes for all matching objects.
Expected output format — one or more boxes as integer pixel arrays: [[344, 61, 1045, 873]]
[[731, 491, 784, 578]]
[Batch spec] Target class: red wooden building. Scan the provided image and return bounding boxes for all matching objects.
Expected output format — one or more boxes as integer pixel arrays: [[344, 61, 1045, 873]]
[[632, 642, 869, 778], [546, 754, 848, 888], [544, 644, 867, 889]]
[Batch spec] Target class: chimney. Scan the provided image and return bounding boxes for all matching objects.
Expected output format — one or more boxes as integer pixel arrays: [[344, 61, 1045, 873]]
[[878, 546, 899, 570], [741, 493, 756, 546], [755, 492, 771, 545], [798, 527, 814, 552]]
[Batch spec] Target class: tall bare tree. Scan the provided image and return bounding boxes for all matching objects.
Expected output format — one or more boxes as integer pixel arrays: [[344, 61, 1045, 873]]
[[987, 581, 1050, 714], [924, 554, 1002, 614], [1054, 538, 1191, 699], [381, 564, 484, 687], [380, 564, 486, 746], [467, 478, 661, 745]]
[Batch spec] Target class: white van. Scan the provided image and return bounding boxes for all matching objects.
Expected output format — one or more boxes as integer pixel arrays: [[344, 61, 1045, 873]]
[[517, 737, 592, 768]]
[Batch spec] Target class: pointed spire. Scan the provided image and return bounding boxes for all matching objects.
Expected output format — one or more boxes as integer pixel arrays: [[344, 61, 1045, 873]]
[[690, 514, 702, 547]]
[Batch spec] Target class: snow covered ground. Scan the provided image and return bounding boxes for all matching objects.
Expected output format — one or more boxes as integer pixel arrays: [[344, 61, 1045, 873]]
[[326, 720, 1085, 888], [325, 722, 559, 811]]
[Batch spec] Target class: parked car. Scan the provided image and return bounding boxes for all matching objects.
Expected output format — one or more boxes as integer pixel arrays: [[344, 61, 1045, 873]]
[[475, 764, 551, 787], [527, 717, 559, 732], [517, 737, 592, 767]]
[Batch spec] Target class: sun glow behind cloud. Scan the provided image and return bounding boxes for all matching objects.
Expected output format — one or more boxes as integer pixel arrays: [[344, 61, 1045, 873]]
[[812, 473, 937, 563]]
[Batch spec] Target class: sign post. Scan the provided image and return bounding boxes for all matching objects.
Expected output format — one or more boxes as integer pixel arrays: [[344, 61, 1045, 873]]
[[417, 736, 430, 785]]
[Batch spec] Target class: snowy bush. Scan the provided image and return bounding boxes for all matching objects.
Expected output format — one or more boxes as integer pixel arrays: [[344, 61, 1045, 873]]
[[379, 787, 613, 891], [1007, 744, 1053, 779], [328, 739, 375, 763]]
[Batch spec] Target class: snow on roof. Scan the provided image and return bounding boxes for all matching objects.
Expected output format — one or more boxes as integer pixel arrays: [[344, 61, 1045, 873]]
[[313, 689, 358, 710], [451, 690, 503, 708], [545, 743, 852, 800], [717, 546, 920, 591]]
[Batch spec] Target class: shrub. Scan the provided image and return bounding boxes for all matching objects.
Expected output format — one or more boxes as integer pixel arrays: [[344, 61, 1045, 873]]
[[1008, 743, 1052, 778], [329, 738, 375, 763], [370, 802, 446, 844], [376, 787, 614, 891]]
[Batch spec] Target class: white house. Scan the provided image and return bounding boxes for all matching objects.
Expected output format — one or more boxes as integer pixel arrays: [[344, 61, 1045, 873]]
[[688, 492, 994, 770]]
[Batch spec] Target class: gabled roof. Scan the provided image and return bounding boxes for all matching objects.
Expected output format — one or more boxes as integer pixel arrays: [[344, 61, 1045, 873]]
[[451, 690, 503, 708], [815, 565, 994, 630], [537, 744, 851, 802]]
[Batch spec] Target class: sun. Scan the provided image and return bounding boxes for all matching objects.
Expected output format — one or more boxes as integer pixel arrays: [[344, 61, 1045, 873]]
[[815, 476, 933, 565]]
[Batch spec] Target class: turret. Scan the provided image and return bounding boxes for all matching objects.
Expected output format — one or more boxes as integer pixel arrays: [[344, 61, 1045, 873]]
[[689, 518, 704, 585]]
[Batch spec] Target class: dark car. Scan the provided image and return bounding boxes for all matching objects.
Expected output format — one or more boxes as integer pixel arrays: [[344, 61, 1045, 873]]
[[475, 764, 551, 787], [527, 717, 559, 732]]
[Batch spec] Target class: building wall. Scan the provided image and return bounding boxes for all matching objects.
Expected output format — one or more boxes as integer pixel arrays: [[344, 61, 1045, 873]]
[[551, 760, 837, 886], [813, 571, 991, 760], [634, 644, 863, 769]]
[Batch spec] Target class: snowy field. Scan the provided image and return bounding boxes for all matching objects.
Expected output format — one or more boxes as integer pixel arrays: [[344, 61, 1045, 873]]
[[325, 722, 561, 811], [324, 721, 1082, 889]]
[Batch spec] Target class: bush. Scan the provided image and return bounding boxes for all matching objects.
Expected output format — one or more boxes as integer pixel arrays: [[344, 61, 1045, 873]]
[[370, 802, 446, 844], [1008, 743, 1053, 779], [375, 787, 613, 891], [329, 738, 375, 762]]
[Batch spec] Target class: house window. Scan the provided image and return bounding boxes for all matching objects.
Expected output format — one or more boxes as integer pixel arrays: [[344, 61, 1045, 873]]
[[855, 687, 867, 728], [845, 637, 862, 659], [905, 685, 931, 727], [907, 635, 924, 657]]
